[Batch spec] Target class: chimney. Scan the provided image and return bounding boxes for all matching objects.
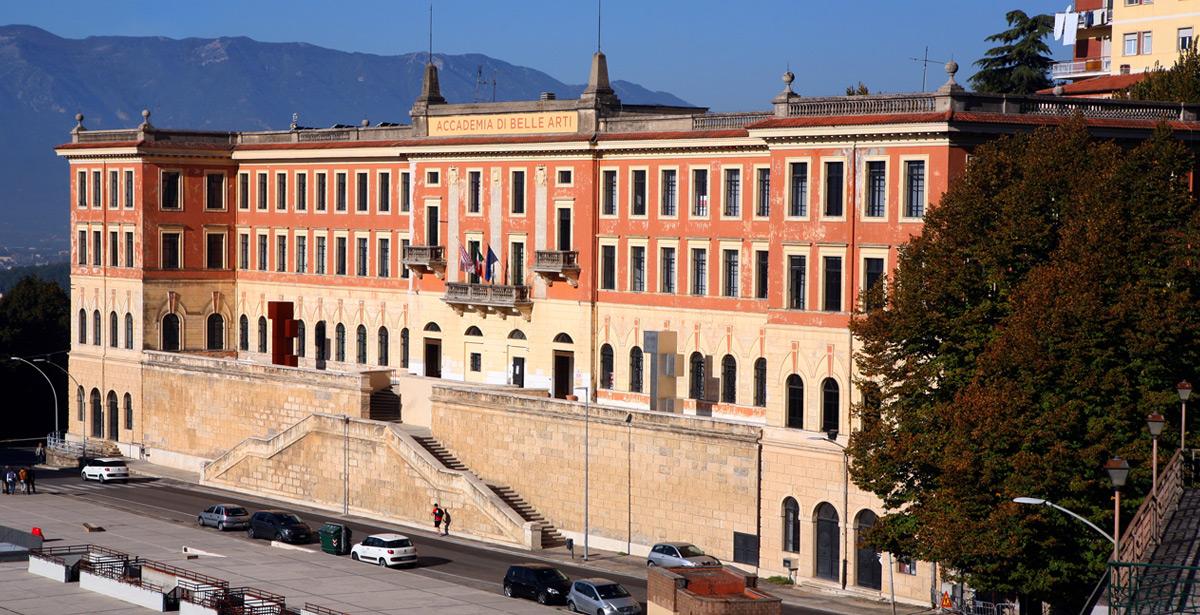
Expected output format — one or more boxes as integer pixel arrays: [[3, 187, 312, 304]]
[[540, 92, 557, 101]]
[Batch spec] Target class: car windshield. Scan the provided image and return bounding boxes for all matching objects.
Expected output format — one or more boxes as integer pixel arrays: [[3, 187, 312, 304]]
[[382, 539, 412, 548], [225, 507, 247, 516], [678, 545, 706, 558], [595, 584, 630, 599], [535, 569, 568, 583], [279, 514, 303, 524]]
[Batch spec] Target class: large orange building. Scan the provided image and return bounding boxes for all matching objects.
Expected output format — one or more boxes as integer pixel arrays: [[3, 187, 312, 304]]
[[57, 54, 1200, 603]]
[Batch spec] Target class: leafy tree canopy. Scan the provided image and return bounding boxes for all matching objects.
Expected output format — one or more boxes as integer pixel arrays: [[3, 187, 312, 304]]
[[845, 82, 870, 96], [1122, 45, 1200, 103], [0, 275, 69, 438], [970, 10, 1054, 94], [848, 121, 1200, 612]]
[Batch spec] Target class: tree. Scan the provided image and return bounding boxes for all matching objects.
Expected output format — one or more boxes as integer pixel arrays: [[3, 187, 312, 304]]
[[970, 10, 1054, 94], [0, 275, 69, 439], [845, 82, 870, 96], [848, 121, 1200, 612], [1122, 45, 1200, 103]]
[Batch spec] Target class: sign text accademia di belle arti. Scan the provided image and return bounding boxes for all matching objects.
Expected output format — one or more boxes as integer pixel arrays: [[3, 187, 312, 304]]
[[428, 111, 578, 137]]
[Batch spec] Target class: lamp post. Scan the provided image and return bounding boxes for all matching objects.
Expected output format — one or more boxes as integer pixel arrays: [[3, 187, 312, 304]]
[[1105, 457, 1130, 562], [625, 412, 633, 556], [1012, 497, 1115, 544], [1178, 381, 1192, 451], [574, 385, 591, 561], [10, 356, 59, 439], [809, 429, 849, 590], [34, 358, 82, 452], [1147, 413, 1165, 495]]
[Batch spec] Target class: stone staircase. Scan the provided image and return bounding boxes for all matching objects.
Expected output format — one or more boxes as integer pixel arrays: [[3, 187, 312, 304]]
[[368, 388, 402, 422], [410, 429, 566, 548], [1131, 489, 1200, 612]]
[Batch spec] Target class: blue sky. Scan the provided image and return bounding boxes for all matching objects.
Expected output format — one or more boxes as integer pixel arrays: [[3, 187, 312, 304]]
[[3, 1, 1070, 111]]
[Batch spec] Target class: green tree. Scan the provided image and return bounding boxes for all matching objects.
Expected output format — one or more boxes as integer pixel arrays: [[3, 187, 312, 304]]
[[970, 10, 1054, 94], [1122, 45, 1200, 103], [845, 82, 870, 96], [0, 275, 69, 438], [848, 121, 1200, 612]]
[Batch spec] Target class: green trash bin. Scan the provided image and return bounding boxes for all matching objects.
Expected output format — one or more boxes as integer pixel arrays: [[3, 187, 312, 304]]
[[318, 522, 352, 555]]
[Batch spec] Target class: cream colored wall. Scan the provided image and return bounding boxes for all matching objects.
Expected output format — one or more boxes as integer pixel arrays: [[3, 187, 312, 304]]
[[70, 274, 146, 444], [1112, 0, 1200, 73]]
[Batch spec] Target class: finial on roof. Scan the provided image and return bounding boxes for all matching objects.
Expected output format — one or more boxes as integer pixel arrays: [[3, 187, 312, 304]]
[[1053, 85, 1064, 96], [580, 51, 619, 107], [291, 112, 299, 130], [361, 118, 370, 128], [73, 113, 85, 132], [140, 108, 152, 129], [782, 69, 795, 93], [936, 59, 965, 94], [415, 61, 446, 106]]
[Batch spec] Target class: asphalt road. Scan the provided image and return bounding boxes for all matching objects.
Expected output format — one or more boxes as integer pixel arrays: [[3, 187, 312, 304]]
[[0, 447, 831, 615]]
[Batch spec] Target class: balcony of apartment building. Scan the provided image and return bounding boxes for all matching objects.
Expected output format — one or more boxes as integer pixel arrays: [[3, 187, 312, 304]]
[[443, 282, 533, 319], [401, 245, 446, 279], [1051, 55, 1112, 80], [532, 249, 581, 287], [1051, 0, 1112, 81]]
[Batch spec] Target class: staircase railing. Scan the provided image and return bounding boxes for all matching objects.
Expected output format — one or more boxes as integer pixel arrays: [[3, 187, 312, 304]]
[[1119, 449, 1186, 564]]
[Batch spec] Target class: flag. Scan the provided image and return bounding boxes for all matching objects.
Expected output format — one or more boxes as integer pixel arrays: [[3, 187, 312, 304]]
[[484, 246, 499, 282], [458, 245, 474, 273], [473, 245, 485, 279]]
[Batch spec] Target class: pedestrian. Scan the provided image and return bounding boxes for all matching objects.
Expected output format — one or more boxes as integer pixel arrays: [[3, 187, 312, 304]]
[[441, 508, 451, 536], [25, 466, 35, 495], [432, 503, 443, 533], [35, 442, 45, 464], [17, 467, 26, 494], [4, 467, 15, 495], [1, 467, 8, 495]]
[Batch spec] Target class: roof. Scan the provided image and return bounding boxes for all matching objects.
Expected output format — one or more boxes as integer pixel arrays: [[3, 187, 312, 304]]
[[89, 457, 126, 463], [657, 541, 698, 547], [366, 533, 410, 541], [1037, 73, 1148, 97], [577, 578, 618, 585], [511, 563, 556, 569]]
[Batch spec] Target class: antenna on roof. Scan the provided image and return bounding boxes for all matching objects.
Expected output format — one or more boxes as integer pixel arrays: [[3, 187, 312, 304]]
[[428, 1, 434, 64], [596, 0, 602, 53], [909, 46, 947, 92], [474, 65, 488, 103]]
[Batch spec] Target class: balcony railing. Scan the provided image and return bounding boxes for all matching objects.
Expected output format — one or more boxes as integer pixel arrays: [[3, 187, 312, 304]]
[[533, 250, 580, 286], [443, 283, 533, 318], [1050, 56, 1111, 79], [401, 245, 446, 278]]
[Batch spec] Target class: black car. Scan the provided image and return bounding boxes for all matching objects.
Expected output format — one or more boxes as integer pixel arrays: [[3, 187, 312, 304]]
[[502, 563, 571, 605], [246, 511, 312, 544]]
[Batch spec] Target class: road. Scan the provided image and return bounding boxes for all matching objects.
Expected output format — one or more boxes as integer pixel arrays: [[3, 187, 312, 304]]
[[2, 447, 835, 615]]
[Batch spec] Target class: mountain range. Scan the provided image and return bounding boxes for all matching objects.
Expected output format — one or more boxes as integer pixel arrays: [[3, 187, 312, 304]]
[[0, 25, 689, 248]]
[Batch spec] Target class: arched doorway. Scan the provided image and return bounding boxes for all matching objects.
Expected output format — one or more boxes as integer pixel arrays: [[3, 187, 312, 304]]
[[689, 352, 705, 400], [821, 378, 840, 435], [551, 332, 573, 399], [106, 391, 119, 441], [423, 322, 442, 378], [90, 389, 102, 438], [206, 314, 224, 350], [786, 374, 804, 429], [314, 321, 328, 365], [855, 510, 882, 590], [599, 344, 614, 389], [782, 497, 800, 553], [815, 502, 840, 582], [162, 313, 181, 351]]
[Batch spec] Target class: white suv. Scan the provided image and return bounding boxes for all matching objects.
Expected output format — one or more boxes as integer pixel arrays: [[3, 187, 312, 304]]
[[81, 458, 130, 483], [350, 533, 418, 568]]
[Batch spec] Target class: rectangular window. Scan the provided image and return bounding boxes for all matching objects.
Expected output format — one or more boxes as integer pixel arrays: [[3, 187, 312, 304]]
[[755, 168, 770, 217], [632, 170, 647, 216], [124, 231, 133, 267], [378, 237, 390, 277], [109, 230, 118, 266], [238, 233, 249, 269], [92, 171, 101, 208], [207, 232, 225, 269], [511, 170, 526, 214], [92, 230, 101, 266], [467, 240, 481, 284], [1180, 27, 1194, 51], [257, 173, 267, 210], [788, 255, 806, 310], [77, 230, 87, 265], [356, 237, 368, 276], [296, 236, 307, 274], [510, 241, 524, 285], [77, 171, 87, 208], [601, 244, 616, 290], [470, 352, 482, 372], [468, 171, 482, 213], [316, 237, 327, 275], [316, 172, 328, 211], [276, 235, 287, 272], [356, 172, 368, 212], [631, 246, 645, 292], [257, 235, 267, 271], [109, 171, 119, 209], [898, 558, 917, 576], [789, 162, 808, 217], [864, 257, 886, 310], [755, 249, 769, 299], [238, 173, 249, 210], [426, 170, 440, 185], [161, 171, 181, 209], [905, 161, 926, 218], [335, 237, 347, 275], [602, 170, 617, 216], [296, 173, 307, 211], [207, 173, 224, 210], [162, 232, 181, 269], [124, 170, 134, 209], [661, 247, 677, 293], [378, 172, 390, 213], [723, 168, 741, 217], [722, 249, 739, 297], [866, 161, 886, 218], [557, 169, 573, 185], [661, 169, 677, 216], [400, 171, 411, 212], [823, 256, 843, 312], [824, 162, 844, 217], [1142, 31, 1153, 54], [336, 173, 347, 211], [400, 238, 411, 279], [692, 168, 709, 216], [691, 248, 708, 295], [1125, 33, 1139, 56]]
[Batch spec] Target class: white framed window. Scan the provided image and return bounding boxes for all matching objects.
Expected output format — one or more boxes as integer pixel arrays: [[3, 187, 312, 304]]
[[659, 244, 678, 294], [630, 168, 648, 218], [1180, 27, 1194, 51], [206, 172, 226, 211], [160, 170, 183, 210], [160, 229, 183, 269], [691, 167, 709, 218], [556, 167, 574, 187], [238, 172, 249, 210], [378, 171, 391, 213], [690, 246, 708, 296], [510, 168, 527, 215], [256, 172, 268, 210], [296, 171, 308, 212], [601, 168, 619, 217], [425, 169, 441, 187], [1125, 32, 1139, 56], [205, 229, 226, 270], [659, 167, 679, 218], [721, 166, 741, 218]]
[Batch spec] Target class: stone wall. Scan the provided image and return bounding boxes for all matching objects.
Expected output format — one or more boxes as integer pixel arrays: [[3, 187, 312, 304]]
[[430, 384, 761, 561]]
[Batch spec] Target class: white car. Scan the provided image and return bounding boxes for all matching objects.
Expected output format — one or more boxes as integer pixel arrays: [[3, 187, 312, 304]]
[[350, 533, 418, 568], [81, 457, 129, 483]]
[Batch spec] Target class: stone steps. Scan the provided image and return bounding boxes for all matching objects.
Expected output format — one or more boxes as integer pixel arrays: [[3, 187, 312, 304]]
[[368, 389, 402, 422]]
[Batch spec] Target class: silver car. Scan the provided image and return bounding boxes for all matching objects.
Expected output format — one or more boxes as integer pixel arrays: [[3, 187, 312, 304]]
[[646, 542, 720, 568], [197, 503, 251, 531], [567, 578, 641, 614]]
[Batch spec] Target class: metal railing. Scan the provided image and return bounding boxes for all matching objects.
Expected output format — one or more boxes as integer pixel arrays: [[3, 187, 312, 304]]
[[304, 604, 351, 615], [47, 433, 110, 458], [1120, 449, 1186, 564], [1050, 56, 1112, 79], [400, 245, 445, 265], [533, 250, 580, 271], [443, 283, 532, 307], [1109, 562, 1200, 613]]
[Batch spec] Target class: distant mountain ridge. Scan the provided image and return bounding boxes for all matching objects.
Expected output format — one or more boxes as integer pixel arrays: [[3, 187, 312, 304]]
[[0, 25, 690, 245]]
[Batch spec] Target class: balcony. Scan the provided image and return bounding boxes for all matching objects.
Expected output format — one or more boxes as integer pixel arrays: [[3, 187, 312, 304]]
[[1051, 56, 1111, 80], [443, 282, 533, 319], [401, 245, 446, 279], [532, 250, 581, 287]]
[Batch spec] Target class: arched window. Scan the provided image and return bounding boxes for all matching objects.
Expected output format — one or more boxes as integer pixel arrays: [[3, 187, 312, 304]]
[[465, 326, 482, 337], [400, 328, 410, 368], [721, 355, 737, 404], [507, 329, 527, 340], [76, 386, 85, 421], [423, 322, 441, 332], [296, 321, 306, 358], [315, 321, 327, 361], [782, 497, 800, 553], [553, 332, 573, 344], [124, 313, 134, 349], [599, 344, 614, 389], [815, 502, 840, 581], [786, 374, 804, 429], [753, 358, 767, 407], [689, 352, 705, 400], [123, 393, 133, 430], [257, 316, 268, 353], [335, 323, 346, 362], [238, 315, 249, 351], [106, 391, 118, 440], [377, 327, 389, 366], [206, 314, 224, 350], [162, 313, 181, 351], [356, 325, 367, 363], [92, 310, 101, 345], [629, 347, 643, 393], [821, 378, 840, 435], [90, 388, 102, 438], [109, 312, 118, 348], [78, 309, 87, 344], [855, 510, 882, 590]]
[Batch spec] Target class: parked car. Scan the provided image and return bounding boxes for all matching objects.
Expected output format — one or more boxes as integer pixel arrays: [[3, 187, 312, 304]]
[[197, 504, 251, 531], [246, 511, 312, 544], [567, 578, 642, 614], [350, 533, 418, 568], [502, 563, 571, 605], [80, 457, 129, 483], [646, 542, 720, 568]]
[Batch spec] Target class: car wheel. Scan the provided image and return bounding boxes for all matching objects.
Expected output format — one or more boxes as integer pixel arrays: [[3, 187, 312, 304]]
[[537, 592, 548, 605], [377, 557, 388, 567], [273, 531, 283, 542], [351, 552, 359, 561], [567, 600, 577, 613], [503, 584, 514, 598], [98, 474, 106, 484], [81, 471, 88, 481], [217, 521, 225, 531], [247, 527, 256, 539], [647, 560, 656, 567], [197, 516, 204, 526]]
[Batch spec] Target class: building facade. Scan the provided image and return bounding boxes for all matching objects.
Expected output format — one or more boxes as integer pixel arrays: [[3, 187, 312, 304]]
[[57, 55, 1200, 604], [1054, 0, 1200, 82]]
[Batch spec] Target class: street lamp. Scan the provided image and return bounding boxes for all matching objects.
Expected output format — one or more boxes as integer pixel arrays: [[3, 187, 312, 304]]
[[9, 356, 59, 438], [1105, 457, 1130, 562], [574, 385, 591, 561], [1012, 497, 1115, 544], [1147, 413, 1165, 495], [1178, 380, 1192, 451], [809, 429, 849, 590], [34, 358, 82, 451], [625, 412, 633, 556]]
